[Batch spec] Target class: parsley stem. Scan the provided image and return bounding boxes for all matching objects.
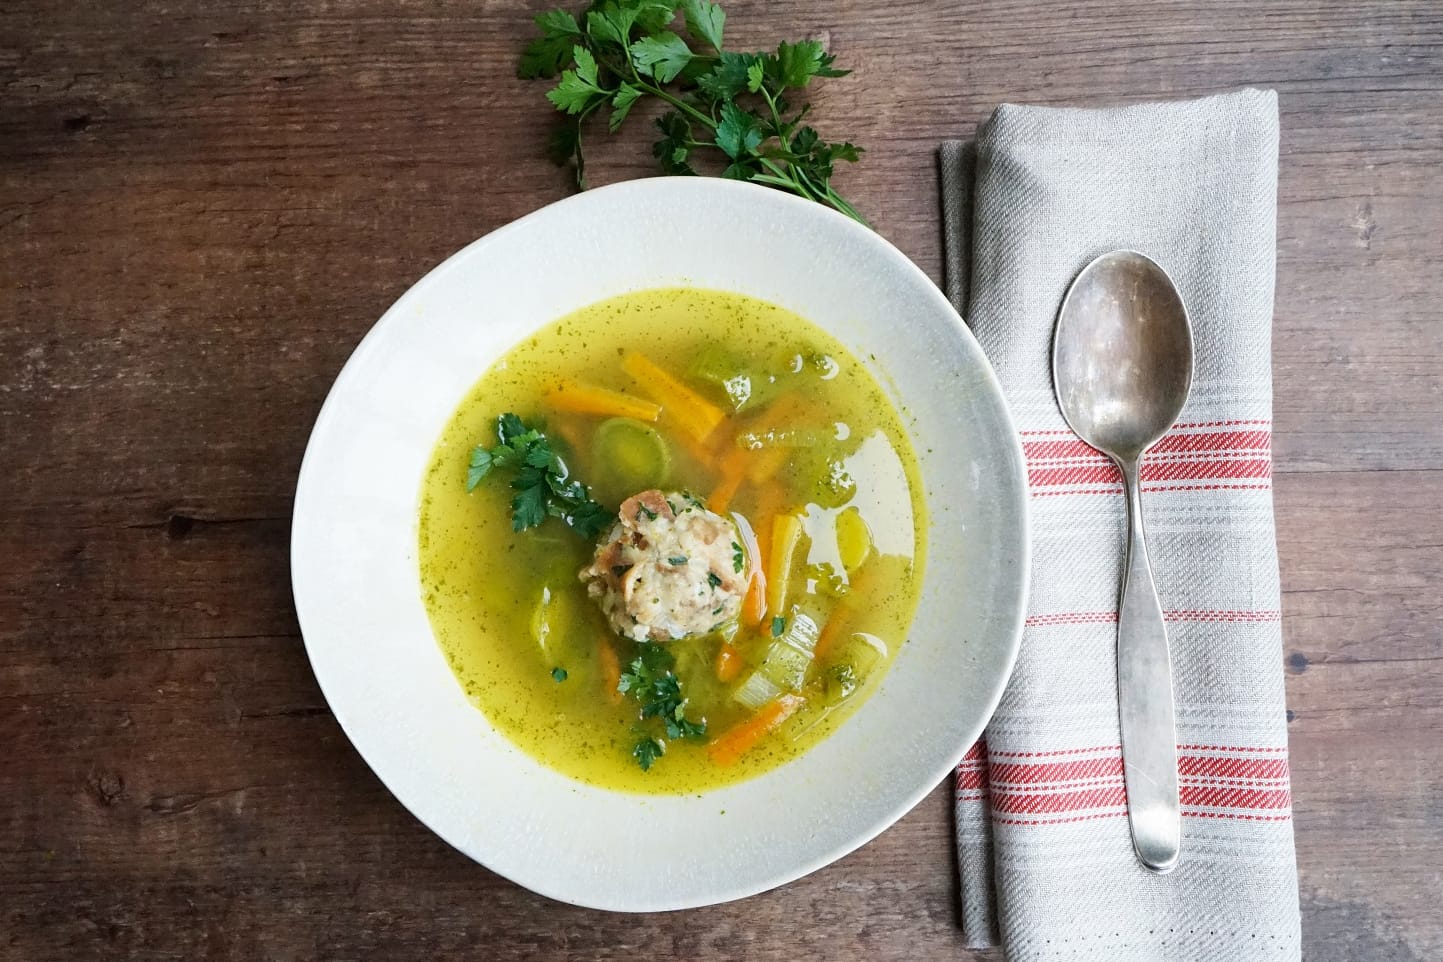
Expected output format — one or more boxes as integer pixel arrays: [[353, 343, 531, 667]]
[[526, 8, 868, 225], [641, 81, 716, 130], [609, 51, 718, 132], [757, 156, 818, 203], [760, 87, 790, 149], [793, 164, 832, 205], [824, 186, 869, 226]]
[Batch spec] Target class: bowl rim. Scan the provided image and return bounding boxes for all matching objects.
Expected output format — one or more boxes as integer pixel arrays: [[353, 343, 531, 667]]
[[291, 176, 1030, 911]]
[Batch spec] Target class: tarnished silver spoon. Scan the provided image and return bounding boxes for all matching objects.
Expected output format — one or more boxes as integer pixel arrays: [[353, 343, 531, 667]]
[[1052, 250, 1193, 874]]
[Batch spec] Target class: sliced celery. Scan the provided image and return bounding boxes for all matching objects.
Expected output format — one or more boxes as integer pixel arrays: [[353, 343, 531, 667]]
[[823, 664, 859, 704], [830, 631, 885, 678], [733, 670, 783, 711], [732, 611, 819, 710]]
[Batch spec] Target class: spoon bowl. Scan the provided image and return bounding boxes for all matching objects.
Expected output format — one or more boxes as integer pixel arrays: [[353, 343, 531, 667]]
[[1054, 251, 1193, 461], [1052, 249, 1194, 874]]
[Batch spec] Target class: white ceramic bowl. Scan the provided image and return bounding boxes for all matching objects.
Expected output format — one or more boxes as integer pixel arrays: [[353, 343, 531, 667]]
[[292, 177, 1028, 911]]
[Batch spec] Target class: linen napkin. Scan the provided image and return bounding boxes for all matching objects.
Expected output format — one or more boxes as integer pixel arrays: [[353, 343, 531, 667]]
[[940, 89, 1301, 960]]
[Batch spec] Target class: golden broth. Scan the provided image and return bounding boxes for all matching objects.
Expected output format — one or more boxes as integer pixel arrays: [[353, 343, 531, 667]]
[[418, 287, 926, 793]]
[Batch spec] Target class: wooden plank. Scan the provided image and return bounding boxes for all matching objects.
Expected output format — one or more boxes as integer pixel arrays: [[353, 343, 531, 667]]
[[1, 0, 1440, 959]]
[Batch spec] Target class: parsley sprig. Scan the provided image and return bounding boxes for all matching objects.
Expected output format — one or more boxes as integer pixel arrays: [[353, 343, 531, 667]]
[[466, 413, 615, 539], [618, 642, 707, 769], [520, 0, 866, 224]]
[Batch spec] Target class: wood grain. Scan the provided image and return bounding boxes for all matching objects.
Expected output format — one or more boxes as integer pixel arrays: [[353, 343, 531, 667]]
[[2, 1, 1441, 959]]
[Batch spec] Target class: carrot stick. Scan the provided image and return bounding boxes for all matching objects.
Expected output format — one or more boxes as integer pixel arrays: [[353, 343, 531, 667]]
[[707, 694, 806, 767], [742, 569, 767, 628], [813, 603, 852, 664], [708, 470, 744, 514], [766, 513, 804, 617], [707, 446, 750, 513], [813, 566, 872, 663], [622, 351, 726, 443], [546, 381, 660, 422], [738, 394, 808, 483], [669, 418, 720, 473], [813, 568, 877, 666], [714, 642, 743, 683], [598, 638, 622, 705], [729, 511, 767, 627], [740, 482, 786, 626], [552, 418, 587, 455], [749, 481, 787, 542], [745, 445, 791, 485]]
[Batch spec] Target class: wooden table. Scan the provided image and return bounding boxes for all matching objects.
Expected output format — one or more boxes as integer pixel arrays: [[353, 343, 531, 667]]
[[3, 2, 1440, 959]]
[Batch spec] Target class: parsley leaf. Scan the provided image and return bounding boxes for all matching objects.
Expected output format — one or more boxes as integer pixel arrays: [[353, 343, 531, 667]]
[[466, 447, 495, 491], [567, 499, 615, 541], [696, 50, 755, 100], [511, 481, 548, 531], [630, 31, 694, 83], [652, 111, 696, 175], [609, 83, 642, 132], [545, 45, 608, 115], [585, 7, 633, 46], [632, 1, 678, 33], [465, 413, 615, 540], [521, 0, 866, 224], [502, 412, 536, 447], [716, 100, 763, 159], [745, 61, 764, 93], [732, 541, 745, 573], [546, 118, 585, 186], [681, 0, 725, 51], [774, 39, 828, 89], [518, 9, 582, 79], [632, 736, 665, 771]]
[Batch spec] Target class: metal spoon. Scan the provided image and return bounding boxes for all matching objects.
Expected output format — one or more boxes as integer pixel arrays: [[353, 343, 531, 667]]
[[1052, 250, 1193, 874]]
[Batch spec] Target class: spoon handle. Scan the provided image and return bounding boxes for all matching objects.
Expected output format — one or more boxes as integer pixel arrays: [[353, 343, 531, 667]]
[[1116, 457, 1181, 873]]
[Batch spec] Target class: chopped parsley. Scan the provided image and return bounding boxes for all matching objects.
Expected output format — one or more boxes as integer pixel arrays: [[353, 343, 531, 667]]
[[551, 667, 568, 682], [667, 555, 689, 566], [465, 413, 615, 539], [619, 642, 707, 769], [706, 571, 723, 589], [771, 615, 786, 637], [732, 541, 744, 573]]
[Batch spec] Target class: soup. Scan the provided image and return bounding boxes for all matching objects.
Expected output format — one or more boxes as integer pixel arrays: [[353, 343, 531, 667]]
[[418, 287, 926, 793]]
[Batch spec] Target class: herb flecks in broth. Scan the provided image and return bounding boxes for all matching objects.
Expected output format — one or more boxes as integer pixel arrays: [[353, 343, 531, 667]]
[[418, 287, 926, 793]]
